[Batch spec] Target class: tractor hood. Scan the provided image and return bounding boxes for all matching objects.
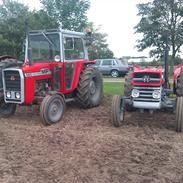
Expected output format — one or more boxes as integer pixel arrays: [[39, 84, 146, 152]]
[[132, 65, 164, 87], [22, 63, 52, 76]]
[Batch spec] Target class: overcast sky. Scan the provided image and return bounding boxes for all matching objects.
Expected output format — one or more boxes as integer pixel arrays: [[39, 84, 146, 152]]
[[15, 0, 149, 58]]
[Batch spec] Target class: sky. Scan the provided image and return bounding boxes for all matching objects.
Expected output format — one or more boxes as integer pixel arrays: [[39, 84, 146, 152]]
[[87, 0, 149, 58], [14, 0, 149, 58]]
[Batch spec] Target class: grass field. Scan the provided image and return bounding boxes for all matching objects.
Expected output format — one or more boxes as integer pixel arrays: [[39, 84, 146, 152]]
[[103, 82, 124, 95]]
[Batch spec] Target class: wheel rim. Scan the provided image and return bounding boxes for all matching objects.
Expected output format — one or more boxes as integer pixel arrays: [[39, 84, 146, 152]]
[[89, 80, 96, 95], [111, 71, 118, 77], [48, 98, 63, 123]]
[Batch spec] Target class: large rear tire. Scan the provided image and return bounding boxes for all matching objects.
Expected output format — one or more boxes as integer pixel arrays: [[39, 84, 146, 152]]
[[76, 67, 103, 108], [176, 67, 183, 96], [0, 98, 16, 117], [124, 71, 134, 111], [111, 95, 125, 127], [176, 97, 183, 132], [40, 94, 65, 125]]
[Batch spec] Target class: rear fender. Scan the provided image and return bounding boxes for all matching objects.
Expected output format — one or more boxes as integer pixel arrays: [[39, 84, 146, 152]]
[[0, 55, 16, 61], [173, 64, 182, 89]]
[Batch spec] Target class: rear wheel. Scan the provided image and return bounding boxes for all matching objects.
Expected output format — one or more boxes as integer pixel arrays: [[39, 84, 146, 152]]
[[40, 94, 65, 125], [111, 95, 125, 127], [0, 98, 16, 117], [176, 67, 183, 96], [176, 97, 183, 132], [175, 67, 183, 132], [76, 67, 103, 108], [124, 71, 134, 111], [111, 70, 119, 78]]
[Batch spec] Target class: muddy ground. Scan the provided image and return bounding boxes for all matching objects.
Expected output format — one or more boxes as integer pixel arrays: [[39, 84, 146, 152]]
[[0, 96, 183, 183]]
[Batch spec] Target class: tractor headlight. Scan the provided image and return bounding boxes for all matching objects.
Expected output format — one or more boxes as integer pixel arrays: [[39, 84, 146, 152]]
[[6, 91, 11, 98], [132, 89, 139, 98], [152, 90, 161, 99], [15, 92, 21, 99]]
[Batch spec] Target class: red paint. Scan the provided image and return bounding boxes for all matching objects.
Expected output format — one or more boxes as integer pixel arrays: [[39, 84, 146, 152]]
[[132, 65, 164, 87], [173, 64, 182, 89], [21, 60, 94, 105]]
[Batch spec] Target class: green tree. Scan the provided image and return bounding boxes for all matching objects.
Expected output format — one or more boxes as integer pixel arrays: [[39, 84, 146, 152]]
[[0, 0, 113, 60], [40, 0, 90, 31], [29, 10, 58, 30], [135, 0, 183, 64], [88, 24, 114, 60], [0, 0, 58, 58], [0, 0, 30, 57]]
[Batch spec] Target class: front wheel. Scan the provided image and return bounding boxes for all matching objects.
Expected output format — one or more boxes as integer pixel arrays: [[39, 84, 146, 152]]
[[40, 94, 65, 125], [176, 97, 183, 132], [0, 99, 16, 117], [111, 70, 119, 78], [111, 95, 125, 127]]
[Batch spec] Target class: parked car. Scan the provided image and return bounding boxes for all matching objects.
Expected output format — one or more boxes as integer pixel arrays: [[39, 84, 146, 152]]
[[91, 59, 129, 77]]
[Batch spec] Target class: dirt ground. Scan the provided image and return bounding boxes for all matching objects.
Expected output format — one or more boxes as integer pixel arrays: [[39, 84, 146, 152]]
[[0, 96, 183, 183]]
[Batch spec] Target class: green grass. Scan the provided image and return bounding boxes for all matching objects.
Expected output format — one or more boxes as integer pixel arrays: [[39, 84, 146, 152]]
[[103, 82, 124, 95]]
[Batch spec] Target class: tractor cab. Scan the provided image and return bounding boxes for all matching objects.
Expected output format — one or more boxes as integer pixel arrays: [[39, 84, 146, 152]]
[[26, 29, 89, 64]]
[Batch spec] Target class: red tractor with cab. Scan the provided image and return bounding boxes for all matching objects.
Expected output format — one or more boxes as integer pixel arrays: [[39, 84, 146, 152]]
[[1, 28, 103, 125], [111, 62, 183, 132]]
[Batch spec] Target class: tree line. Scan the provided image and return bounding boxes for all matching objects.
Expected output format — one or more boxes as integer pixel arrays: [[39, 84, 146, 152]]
[[0, 0, 114, 60], [1, 0, 183, 65], [135, 0, 183, 69]]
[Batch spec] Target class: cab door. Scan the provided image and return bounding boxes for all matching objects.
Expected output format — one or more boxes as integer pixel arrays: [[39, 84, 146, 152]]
[[62, 35, 86, 93]]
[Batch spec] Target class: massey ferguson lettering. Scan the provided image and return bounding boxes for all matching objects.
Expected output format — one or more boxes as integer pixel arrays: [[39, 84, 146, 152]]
[[25, 69, 51, 77]]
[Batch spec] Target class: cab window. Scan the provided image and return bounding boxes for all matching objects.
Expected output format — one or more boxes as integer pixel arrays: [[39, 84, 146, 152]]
[[29, 33, 60, 62], [64, 37, 85, 60]]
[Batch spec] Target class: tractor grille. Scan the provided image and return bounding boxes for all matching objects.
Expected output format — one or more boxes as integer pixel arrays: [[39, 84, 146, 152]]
[[4, 70, 21, 91], [133, 87, 161, 102], [3, 68, 24, 104], [133, 73, 161, 83]]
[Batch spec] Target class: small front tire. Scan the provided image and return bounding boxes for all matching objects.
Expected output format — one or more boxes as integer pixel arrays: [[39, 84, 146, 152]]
[[111, 95, 125, 127], [40, 94, 65, 125], [176, 97, 183, 132]]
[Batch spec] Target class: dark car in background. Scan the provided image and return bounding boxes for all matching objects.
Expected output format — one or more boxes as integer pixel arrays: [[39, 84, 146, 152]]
[[92, 59, 129, 77]]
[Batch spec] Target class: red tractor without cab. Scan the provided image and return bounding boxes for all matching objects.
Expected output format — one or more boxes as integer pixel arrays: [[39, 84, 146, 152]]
[[111, 63, 183, 132], [1, 28, 103, 125]]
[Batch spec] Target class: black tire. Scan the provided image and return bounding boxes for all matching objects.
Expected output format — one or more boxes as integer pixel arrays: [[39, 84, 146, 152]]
[[40, 94, 65, 125], [0, 98, 16, 117], [176, 67, 183, 96], [111, 95, 125, 127], [76, 67, 103, 108], [124, 71, 134, 111], [176, 97, 183, 132], [111, 70, 119, 78], [0, 58, 22, 69]]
